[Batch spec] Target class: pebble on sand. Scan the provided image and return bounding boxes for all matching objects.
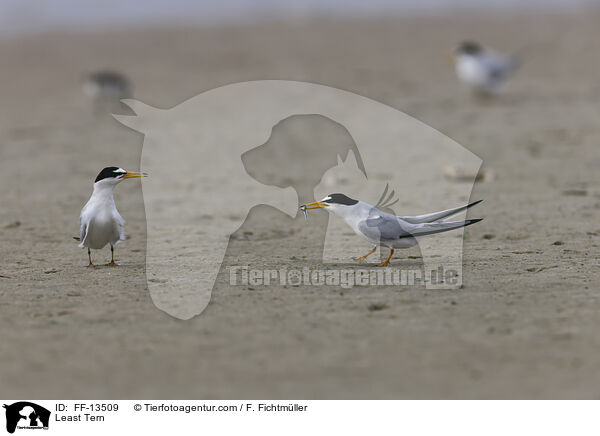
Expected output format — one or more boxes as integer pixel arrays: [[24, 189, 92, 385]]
[[443, 165, 495, 183]]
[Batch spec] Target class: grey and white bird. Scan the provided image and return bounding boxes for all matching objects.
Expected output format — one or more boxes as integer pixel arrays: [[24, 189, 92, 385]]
[[83, 71, 132, 100], [82, 70, 133, 113], [77, 167, 146, 267], [301, 193, 482, 267], [452, 41, 520, 95]]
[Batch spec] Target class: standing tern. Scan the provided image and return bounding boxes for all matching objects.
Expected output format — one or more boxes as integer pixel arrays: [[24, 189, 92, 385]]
[[301, 193, 483, 267], [82, 71, 132, 101], [452, 41, 520, 95], [82, 70, 132, 114], [77, 167, 146, 267]]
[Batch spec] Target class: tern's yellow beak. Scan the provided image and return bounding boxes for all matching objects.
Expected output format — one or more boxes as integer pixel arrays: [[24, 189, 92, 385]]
[[121, 171, 147, 179], [301, 200, 329, 210]]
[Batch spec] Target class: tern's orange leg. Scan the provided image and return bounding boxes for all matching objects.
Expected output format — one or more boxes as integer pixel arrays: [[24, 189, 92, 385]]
[[354, 246, 377, 262], [378, 249, 394, 267], [106, 245, 119, 267]]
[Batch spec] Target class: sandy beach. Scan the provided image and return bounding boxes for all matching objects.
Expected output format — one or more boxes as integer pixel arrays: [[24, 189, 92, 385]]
[[1, 11, 600, 398]]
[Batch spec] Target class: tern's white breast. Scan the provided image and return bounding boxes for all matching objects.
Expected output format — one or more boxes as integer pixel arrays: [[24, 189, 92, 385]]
[[85, 210, 122, 249], [80, 187, 124, 249], [455, 55, 490, 88]]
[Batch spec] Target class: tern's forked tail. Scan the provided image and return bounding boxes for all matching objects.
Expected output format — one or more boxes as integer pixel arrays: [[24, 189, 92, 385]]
[[403, 218, 483, 239]]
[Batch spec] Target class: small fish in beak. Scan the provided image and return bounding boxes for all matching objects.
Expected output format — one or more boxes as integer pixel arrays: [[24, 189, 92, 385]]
[[299, 200, 329, 221], [300, 205, 308, 220]]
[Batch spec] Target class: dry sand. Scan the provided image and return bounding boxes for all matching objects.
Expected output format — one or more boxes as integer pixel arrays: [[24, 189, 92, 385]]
[[1, 12, 600, 398]]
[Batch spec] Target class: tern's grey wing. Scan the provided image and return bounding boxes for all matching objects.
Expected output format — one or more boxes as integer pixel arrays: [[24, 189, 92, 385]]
[[115, 211, 126, 242], [483, 52, 519, 80], [360, 207, 482, 241], [78, 216, 88, 247], [400, 200, 482, 224], [358, 212, 411, 242]]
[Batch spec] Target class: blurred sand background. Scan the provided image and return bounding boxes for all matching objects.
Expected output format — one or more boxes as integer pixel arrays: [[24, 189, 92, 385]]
[[1, 7, 600, 398]]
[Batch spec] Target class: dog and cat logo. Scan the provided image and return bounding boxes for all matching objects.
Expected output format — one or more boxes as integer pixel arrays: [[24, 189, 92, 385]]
[[115, 81, 481, 320], [3, 402, 50, 433]]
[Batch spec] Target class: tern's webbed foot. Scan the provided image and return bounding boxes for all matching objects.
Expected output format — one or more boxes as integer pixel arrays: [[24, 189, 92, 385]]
[[378, 249, 394, 267], [106, 261, 119, 267], [354, 247, 377, 262], [87, 263, 95, 268]]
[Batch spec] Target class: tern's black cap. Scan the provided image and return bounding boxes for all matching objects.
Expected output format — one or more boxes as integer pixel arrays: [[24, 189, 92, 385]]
[[324, 193, 358, 205], [457, 41, 483, 55], [95, 166, 125, 182]]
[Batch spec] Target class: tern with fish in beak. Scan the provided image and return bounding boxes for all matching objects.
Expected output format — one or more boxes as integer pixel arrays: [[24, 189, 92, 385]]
[[301, 192, 483, 267]]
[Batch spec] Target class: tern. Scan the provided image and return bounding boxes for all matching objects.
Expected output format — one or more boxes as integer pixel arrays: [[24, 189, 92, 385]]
[[452, 41, 520, 95], [82, 70, 132, 113], [82, 71, 132, 101], [77, 167, 146, 267], [301, 192, 483, 267]]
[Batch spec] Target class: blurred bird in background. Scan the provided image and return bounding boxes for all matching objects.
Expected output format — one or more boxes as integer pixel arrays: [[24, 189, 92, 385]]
[[82, 70, 133, 114], [451, 41, 521, 96]]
